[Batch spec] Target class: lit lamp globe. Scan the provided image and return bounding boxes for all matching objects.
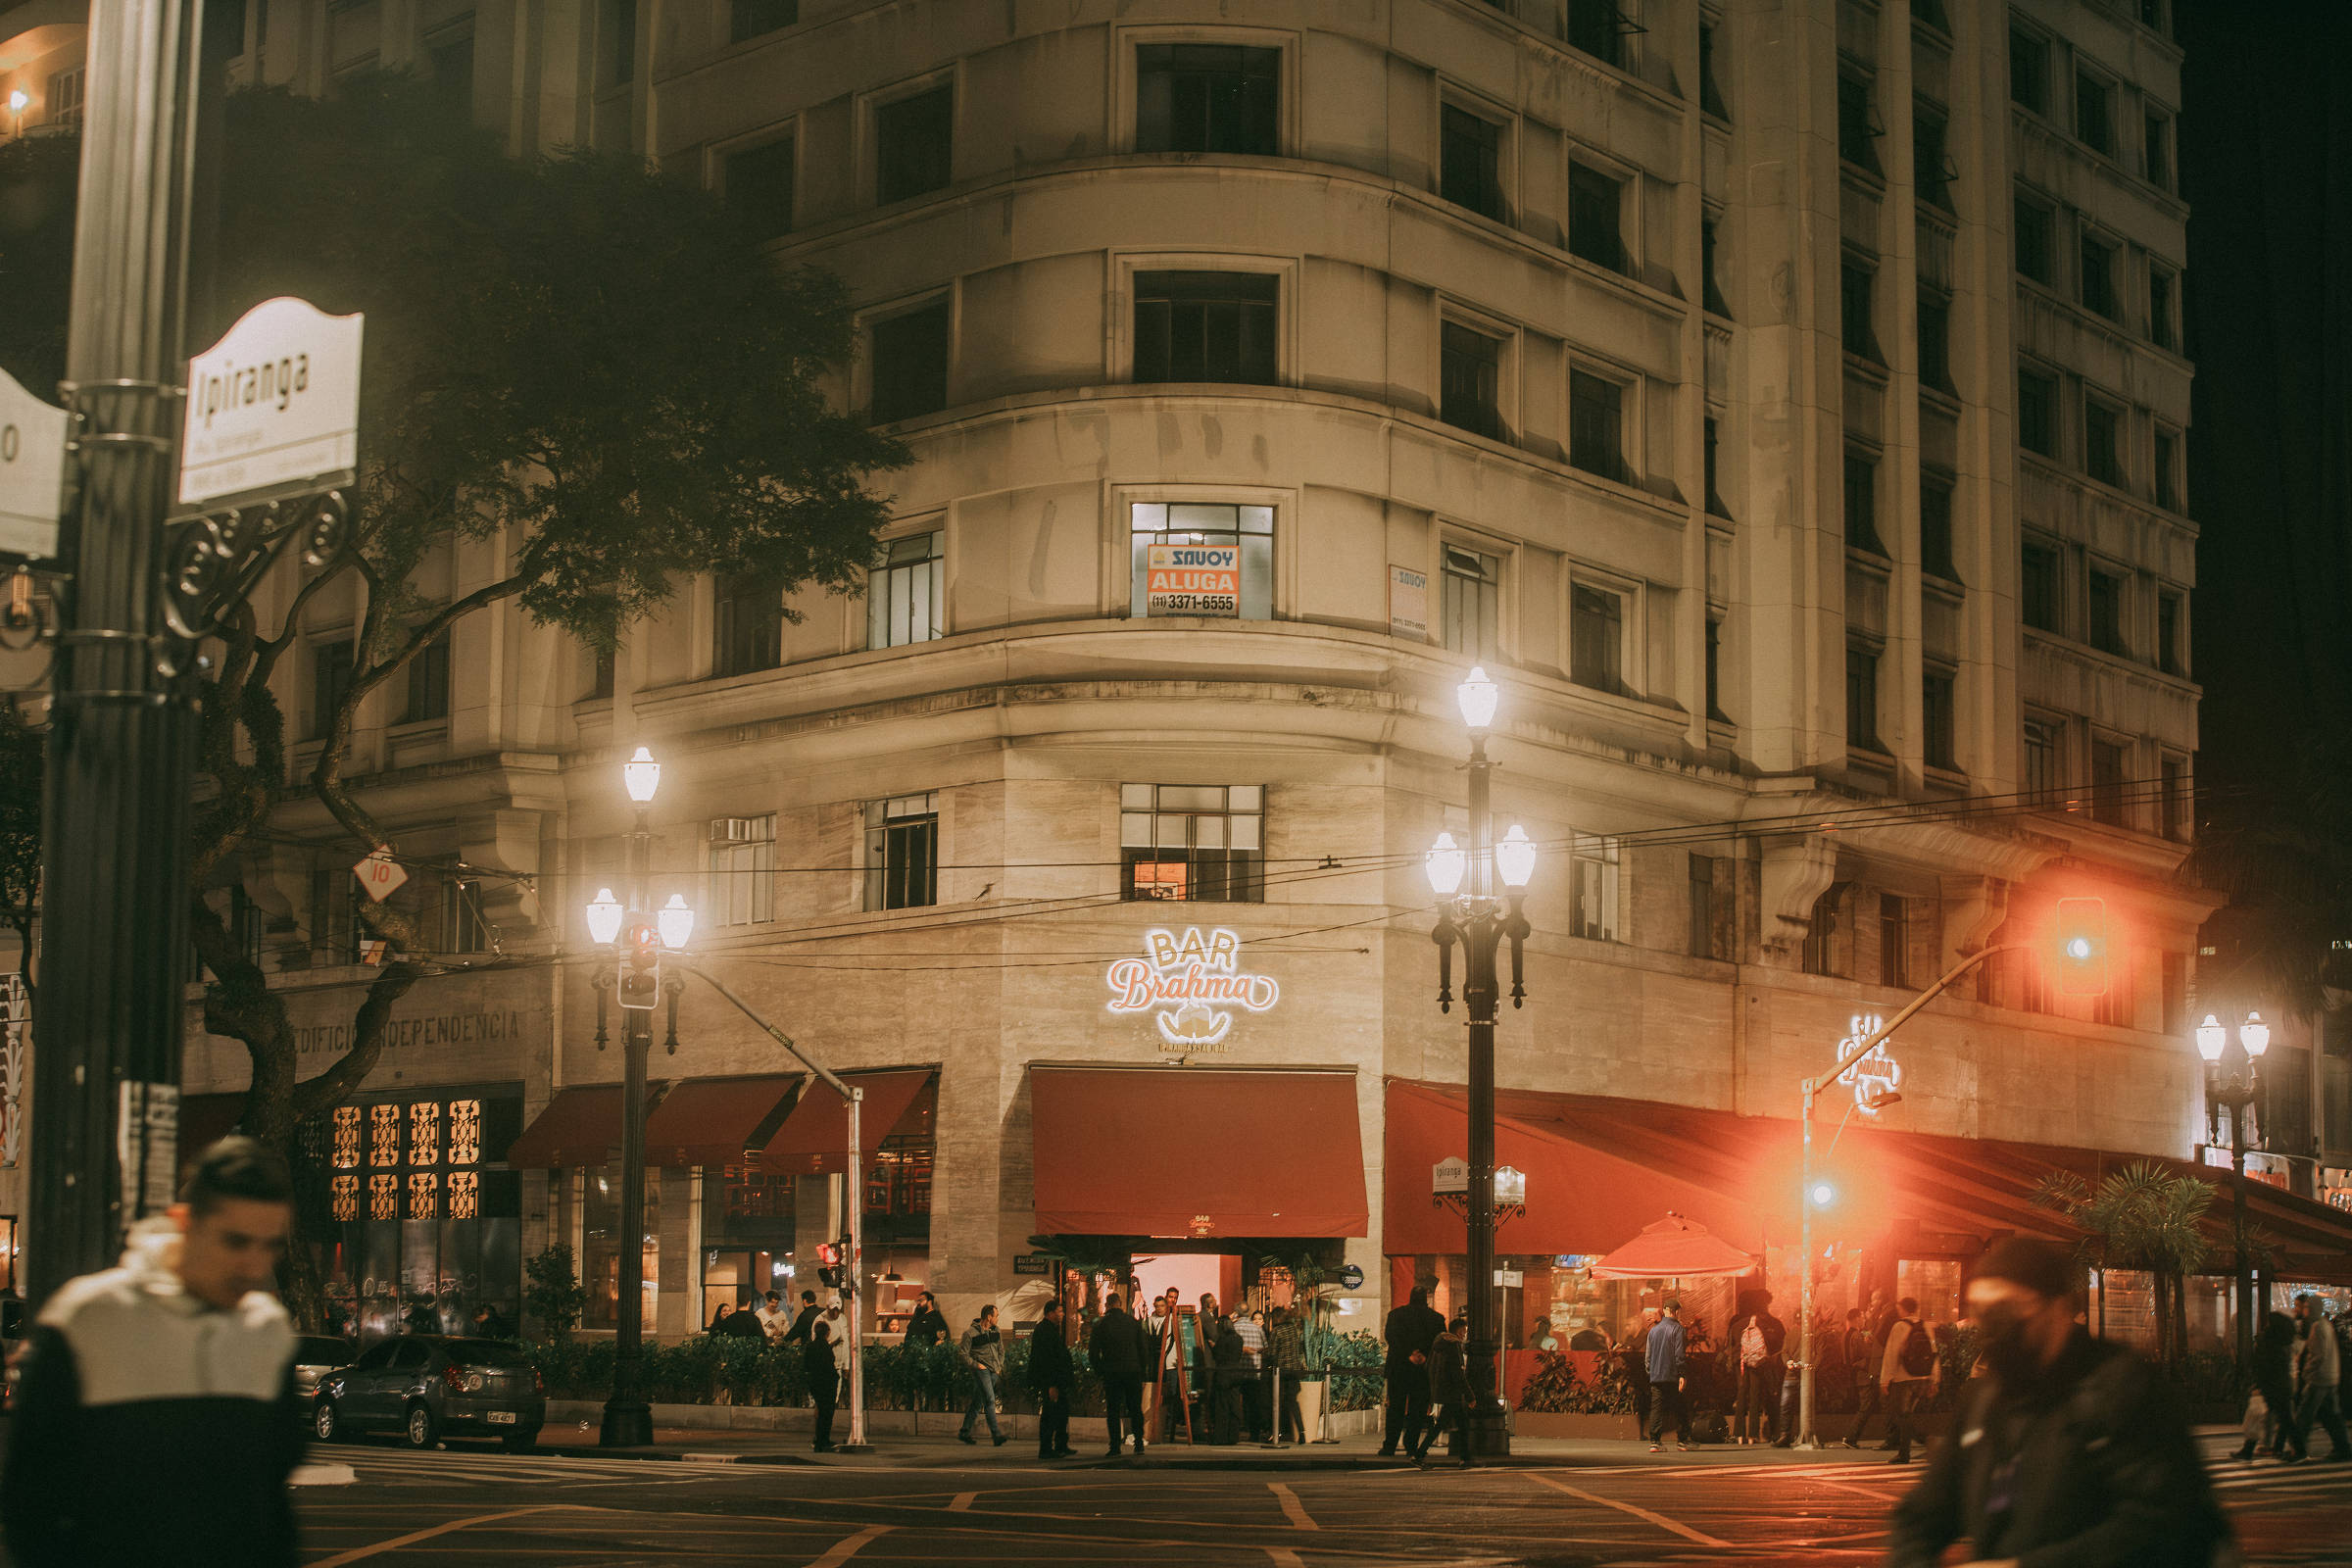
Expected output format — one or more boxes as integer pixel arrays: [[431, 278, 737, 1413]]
[[2240, 1011, 2271, 1058], [1455, 666, 1500, 731], [584, 888, 624, 947], [2194, 1013, 2229, 1063], [1425, 831, 1467, 897], [1495, 823, 1538, 889], [657, 893, 697, 953], [1810, 1181, 1837, 1209], [622, 745, 662, 804], [6, 90, 25, 114]]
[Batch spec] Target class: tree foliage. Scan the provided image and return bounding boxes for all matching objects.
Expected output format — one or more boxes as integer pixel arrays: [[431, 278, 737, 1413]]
[[2034, 1161, 2214, 1368], [0, 74, 906, 1321]]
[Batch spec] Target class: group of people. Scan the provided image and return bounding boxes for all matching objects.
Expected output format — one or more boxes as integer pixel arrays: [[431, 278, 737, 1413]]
[[1375, 1288, 1473, 1466], [1071, 1288, 1317, 1457], [705, 1286, 877, 1450], [2234, 1291, 2350, 1464]]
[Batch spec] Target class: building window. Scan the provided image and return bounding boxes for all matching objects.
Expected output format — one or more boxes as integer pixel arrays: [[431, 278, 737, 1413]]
[[2075, 71, 2113, 157], [709, 814, 776, 927], [729, 0, 795, 44], [1697, 19, 1728, 119], [45, 68, 84, 126], [1842, 451, 1885, 556], [2161, 755, 2189, 842], [2014, 193, 2054, 285], [1804, 883, 1849, 978], [1567, 161, 1628, 274], [1920, 467, 1958, 581], [2080, 235, 2119, 320], [1129, 502, 1273, 620], [437, 877, 487, 955], [2088, 568, 2127, 656], [1120, 784, 1263, 903], [726, 136, 795, 241], [2153, 426, 2180, 511], [868, 529, 944, 649], [1441, 104, 1505, 221], [712, 574, 782, 677], [1440, 545, 1501, 662], [1879, 893, 1909, 988], [1440, 321, 1505, 441], [1135, 42, 1278, 156], [2139, 0, 2167, 33], [1689, 854, 1724, 960], [2157, 590, 2184, 675], [1700, 216, 1730, 317], [869, 300, 950, 424], [2009, 26, 2047, 115], [1846, 638, 1882, 752], [1704, 614, 1728, 722], [403, 629, 451, 723], [864, 794, 938, 910], [2022, 544, 2062, 633], [2149, 267, 2177, 352], [1568, 581, 1625, 695], [1840, 260, 1881, 364], [2025, 718, 2063, 806], [2090, 738, 2131, 827], [1567, 834, 1618, 942], [1568, 0, 1627, 71], [609, 0, 634, 85], [1568, 368, 1627, 482], [310, 639, 356, 741], [876, 86, 953, 204], [1915, 107, 1953, 213], [2018, 368, 2057, 457], [2083, 399, 2123, 487], [1916, 288, 1952, 393], [1703, 416, 1730, 518], [2144, 110, 2172, 190], [1133, 271, 1277, 385], [1838, 70, 1882, 175], [1923, 668, 1957, 771]]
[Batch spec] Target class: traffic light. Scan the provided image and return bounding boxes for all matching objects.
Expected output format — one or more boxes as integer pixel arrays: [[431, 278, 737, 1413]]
[[815, 1241, 846, 1290], [2054, 897, 2109, 996], [617, 917, 662, 1010]]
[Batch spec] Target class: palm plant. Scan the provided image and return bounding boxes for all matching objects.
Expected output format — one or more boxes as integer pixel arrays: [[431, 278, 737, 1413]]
[[2034, 1161, 2213, 1368]]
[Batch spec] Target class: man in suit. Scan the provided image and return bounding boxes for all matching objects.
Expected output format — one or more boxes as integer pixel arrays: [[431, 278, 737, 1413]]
[[1379, 1286, 1446, 1457]]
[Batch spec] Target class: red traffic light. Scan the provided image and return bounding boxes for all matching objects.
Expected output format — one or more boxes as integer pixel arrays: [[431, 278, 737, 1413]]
[[2054, 897, 2109, 997]]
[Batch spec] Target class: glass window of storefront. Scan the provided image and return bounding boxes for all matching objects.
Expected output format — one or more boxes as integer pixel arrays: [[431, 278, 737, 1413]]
[[864, 1082, 936, 1335], [583, 1165, 661, 1331], [702, 1167, 795, 1324]]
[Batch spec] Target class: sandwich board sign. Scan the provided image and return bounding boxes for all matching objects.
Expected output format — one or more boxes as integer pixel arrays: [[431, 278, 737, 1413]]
[[178, 297, 364, 510], [0, 366, 68, 561]]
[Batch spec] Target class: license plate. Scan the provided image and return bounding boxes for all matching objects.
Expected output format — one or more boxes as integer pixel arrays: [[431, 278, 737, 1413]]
[[487, 1409, 516, 1424]]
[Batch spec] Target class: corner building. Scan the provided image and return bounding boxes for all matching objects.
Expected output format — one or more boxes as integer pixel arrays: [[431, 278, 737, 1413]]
[[22, 0, 2351, 1348]]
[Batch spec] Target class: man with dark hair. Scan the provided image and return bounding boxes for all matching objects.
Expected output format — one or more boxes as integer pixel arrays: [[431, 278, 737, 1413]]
[[1887, 1237, 2230, 1568], [780, 1288, 820, 1346], [1879, 1296, 1936, 1464], [1644, 1298, 1692, 1453], [1087, 1292, 1151, 1457], [2284, 1292, 2350, 1462], [1378, 1286, 1446, 1457], [902, 1289, 950, 1349], [1028, 1299, 1075, 1459], [2, 1137, 303, 1567], [1415, 1315, 1475, 1467], [805, 1318, 840, 1451]]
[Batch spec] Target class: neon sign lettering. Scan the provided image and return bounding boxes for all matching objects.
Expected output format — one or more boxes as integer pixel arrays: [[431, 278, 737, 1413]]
[[1835, 1012, 1902, 1113], [1105, 926, 1281, 1052]]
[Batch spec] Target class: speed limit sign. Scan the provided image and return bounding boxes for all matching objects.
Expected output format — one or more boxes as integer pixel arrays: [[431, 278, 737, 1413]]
[[352, 848, 409, 903]]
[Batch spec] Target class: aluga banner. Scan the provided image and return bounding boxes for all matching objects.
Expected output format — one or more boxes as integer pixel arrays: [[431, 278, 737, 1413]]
[[1147, 543, 1240, 616]]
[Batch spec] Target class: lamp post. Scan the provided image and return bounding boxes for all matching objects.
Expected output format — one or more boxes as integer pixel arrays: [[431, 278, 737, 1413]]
[[1426, 666, 1536, 1461], [2196, 1011, 2269, 1367]]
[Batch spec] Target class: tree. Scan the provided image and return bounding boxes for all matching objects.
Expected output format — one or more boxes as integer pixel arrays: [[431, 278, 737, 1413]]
[[2034, 1161, 2213, 1370], [523, 1243, 590, 1342], [0, 74, 906, 1323]]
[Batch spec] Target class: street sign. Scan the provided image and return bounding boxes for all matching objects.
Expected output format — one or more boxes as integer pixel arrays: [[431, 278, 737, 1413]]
[[352, 847, 408, 903], [1012, 1253, 1054, 1277], [1337, 1262, 1364, 1291], [178, 296, 364, 509], [1432, 1154, 1469, 1196], [1494, 1268, 1523, 1288], [0, 366, 68, 561]]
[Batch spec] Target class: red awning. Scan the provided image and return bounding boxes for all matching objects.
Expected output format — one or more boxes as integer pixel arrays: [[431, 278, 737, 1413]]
[[505, 1086, 636, 1169], [757, 1069, 935, 1176], [642, 1075, 801, 1170], [1029, 1065, 1369, 1239]]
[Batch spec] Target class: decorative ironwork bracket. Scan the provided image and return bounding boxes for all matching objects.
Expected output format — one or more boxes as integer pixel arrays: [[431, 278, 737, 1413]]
[[161, 486, 351, 643]]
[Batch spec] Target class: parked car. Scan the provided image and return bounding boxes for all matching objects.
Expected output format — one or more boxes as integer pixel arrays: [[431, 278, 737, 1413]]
[[290, 1335, 355, 1399], [313, 1335, 545, 1451]]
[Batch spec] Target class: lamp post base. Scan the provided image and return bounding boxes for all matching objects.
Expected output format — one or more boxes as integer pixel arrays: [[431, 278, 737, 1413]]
[[600, 1398, 653, 1447], [1467, 1399, 1511, 1459]]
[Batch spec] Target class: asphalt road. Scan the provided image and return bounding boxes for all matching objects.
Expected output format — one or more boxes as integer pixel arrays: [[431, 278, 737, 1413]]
[[286, 1435, 2352, 1567]]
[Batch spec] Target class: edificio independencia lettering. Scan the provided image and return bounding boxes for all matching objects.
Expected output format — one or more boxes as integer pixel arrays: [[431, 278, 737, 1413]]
[[293, 1009, 530, 1057]]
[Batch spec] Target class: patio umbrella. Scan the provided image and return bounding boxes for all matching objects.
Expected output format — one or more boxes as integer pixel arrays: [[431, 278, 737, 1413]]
[[1588, 1213, 1758, 1280]]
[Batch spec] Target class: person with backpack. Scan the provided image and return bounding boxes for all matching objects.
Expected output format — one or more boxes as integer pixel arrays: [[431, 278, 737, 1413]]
[[1880, 1296, 1938, 1464]]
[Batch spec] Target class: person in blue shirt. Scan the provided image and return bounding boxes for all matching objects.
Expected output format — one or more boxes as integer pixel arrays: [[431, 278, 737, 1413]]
[[1644, 1298, 1692, 1452]]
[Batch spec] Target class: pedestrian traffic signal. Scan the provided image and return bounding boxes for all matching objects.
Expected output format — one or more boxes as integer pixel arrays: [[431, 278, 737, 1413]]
[[617, 918, 662, 1010], [815, 1241, 846, 1290], [2053, 897, 2109, 997]]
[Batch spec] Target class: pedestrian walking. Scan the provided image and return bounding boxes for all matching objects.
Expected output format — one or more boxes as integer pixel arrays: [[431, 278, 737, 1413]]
[[1879, 1297, 1937, 1464], [806, 1319, 840, 1451], [1029, 1299, 1076, 1459], [1644, 1298, 1692, 1452], [1088, 1292, 1151, 1456], [1378, 1286, 1446, 1457], [1, 1137, 303, 1568], [1724, 1289, 1787, 1445], [2234, 1310, 2297, 1460], [1268, 1303, 1308, 1444], [1415, 1316, 1475, 1467], [956, 1303, 1007, 1446], [903, 1290, 950, 1349], [1840, 1305, 1892, 1448], [2283, 1293, 2350, 1463], [1886, 1237, 2231, 1568]]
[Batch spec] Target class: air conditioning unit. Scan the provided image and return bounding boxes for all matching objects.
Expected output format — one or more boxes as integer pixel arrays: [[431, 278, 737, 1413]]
[[710, 817, 758, 844]]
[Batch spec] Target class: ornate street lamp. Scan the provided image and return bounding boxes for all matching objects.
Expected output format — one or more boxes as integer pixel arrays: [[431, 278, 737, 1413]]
[[1426, 666, 1535, 1461], [2198, 1011, 2269, 1367]]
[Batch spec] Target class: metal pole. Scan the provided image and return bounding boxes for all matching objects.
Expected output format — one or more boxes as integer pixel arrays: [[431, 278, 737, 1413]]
[[2231, 1092, 2251, 1369], [27, 0, 206, 1306], [1463, 732, 1506, 1459], [842, 1087, 869, 1451], [1797, 1078, 1817, 1446], [602, 808, 654, 1446]]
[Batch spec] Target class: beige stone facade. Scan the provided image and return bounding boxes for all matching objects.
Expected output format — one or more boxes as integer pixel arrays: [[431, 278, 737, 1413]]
[[4, 0, 2231, 1332]]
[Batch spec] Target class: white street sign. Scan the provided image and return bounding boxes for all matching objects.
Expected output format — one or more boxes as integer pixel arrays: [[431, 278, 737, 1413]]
[[353, 848, 408, 904], [0, 366, 68, 560], [1432, 1154, 1469, 1196], [178, 297, 364, 509]]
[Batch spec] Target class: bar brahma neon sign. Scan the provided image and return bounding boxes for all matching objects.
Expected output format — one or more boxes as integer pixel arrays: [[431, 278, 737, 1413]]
[[1104, 926, 1281, 1051]]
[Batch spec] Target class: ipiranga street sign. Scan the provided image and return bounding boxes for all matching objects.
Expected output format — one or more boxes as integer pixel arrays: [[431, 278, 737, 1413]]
[[0, 366, 68, 561], [177, 297, 363, 509]]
